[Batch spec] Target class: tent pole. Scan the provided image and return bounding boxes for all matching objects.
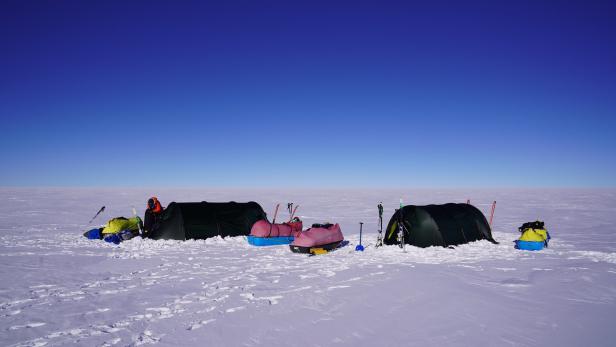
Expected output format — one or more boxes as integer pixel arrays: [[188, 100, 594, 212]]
[[489, 201, 496, 228]]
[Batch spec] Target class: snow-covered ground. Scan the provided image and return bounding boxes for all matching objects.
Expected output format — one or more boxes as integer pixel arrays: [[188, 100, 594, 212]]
[[1, 188, 615, 346]]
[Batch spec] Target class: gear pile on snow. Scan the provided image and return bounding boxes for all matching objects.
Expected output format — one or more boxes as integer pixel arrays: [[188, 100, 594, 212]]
[[515, 221, 551, 251], [83, 216, 142, 244]]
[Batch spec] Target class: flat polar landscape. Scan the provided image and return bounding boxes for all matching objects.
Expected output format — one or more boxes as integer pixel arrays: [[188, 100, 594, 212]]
[[1, 188, 615, 347]]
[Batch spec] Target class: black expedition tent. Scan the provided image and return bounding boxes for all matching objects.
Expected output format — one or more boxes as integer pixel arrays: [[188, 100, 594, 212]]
[[148, 201, 266, 240], [384, 203, 497, 247]]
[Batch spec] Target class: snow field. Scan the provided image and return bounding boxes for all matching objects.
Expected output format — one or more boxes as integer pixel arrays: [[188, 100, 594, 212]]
[[1, 188, 615, 346]]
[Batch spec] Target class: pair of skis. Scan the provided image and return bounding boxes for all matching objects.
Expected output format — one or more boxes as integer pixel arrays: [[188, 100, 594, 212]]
[[268, 203, 299, 233], [286, 203, 299, 220], [397, 199, 406, 252], [375, 200, 407, 252]]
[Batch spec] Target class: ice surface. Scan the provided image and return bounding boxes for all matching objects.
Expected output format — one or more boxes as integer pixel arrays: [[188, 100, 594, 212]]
[[1, 188, 615, 346]]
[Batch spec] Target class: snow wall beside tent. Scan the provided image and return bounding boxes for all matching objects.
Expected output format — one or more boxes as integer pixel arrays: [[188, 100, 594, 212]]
[[148, 201, 266, 240], [384, 203, 497, 247]]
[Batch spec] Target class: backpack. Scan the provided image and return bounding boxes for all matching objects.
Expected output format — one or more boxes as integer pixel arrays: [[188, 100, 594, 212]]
[[518, 221, 545, 233]]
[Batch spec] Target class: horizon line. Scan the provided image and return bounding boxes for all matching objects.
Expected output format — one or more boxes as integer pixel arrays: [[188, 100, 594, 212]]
[[1, 185, 614, 190]]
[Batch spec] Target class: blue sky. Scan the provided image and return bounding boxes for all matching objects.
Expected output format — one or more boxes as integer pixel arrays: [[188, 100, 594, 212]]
[[1, 1, 614, 187]]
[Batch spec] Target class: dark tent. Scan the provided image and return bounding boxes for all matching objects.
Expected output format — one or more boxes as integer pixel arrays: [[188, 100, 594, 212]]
[[148, 201, 266, 240], [384, 203, 498, 247]]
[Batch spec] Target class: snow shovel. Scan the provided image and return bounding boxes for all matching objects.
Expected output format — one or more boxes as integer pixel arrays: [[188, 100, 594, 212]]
[[355, 222, 364, 251]]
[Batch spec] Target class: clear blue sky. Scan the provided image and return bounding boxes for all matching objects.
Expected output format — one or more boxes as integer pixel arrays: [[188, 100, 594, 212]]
[[1, 1, 614, 187]]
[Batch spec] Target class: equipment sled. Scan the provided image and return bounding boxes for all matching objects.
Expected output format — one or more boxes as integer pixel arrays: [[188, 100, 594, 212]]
[[290, 241, 342, 255], [247, 235, 295, 246], [290, 223, 344, 255], [514, 240, 546, 251], [247, 218, 302, 246]]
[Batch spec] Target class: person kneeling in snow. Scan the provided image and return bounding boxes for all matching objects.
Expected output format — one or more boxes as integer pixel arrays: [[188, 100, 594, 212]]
[[143, 196, 164, 237]]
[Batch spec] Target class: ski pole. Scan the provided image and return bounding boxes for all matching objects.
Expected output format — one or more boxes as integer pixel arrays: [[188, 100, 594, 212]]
[[355, 222, 364, 251], [289, 204, 299, 221], [88, 206, 105, 224], [267, 203, 280, 237], [287, 203, 293, 217]]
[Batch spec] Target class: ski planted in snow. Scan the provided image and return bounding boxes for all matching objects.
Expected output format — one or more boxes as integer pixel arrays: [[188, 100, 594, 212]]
[[287, 203, 293, 217], [376, 202, 384, 247], [398, 198, 406, 252], [288, 203, 299, 221]]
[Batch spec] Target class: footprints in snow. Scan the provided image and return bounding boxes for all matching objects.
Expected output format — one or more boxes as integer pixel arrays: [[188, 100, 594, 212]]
[[240, 292, 283, 305], [187, 319, 216, 331], [225, 306, 246, 313], [4, 243, 388, 347], [9, 322, 46, 330]]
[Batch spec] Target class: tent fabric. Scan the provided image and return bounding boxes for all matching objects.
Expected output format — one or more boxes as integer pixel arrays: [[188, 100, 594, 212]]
[[147, 201, 266, 240], [384, 203, 497, 247]]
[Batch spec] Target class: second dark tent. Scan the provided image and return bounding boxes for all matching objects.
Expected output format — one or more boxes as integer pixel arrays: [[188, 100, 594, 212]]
[[384, 203, 498, 247]]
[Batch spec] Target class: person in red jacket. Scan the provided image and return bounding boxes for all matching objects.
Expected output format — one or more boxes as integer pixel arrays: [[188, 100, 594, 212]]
[[143, 197, 164, 236]]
